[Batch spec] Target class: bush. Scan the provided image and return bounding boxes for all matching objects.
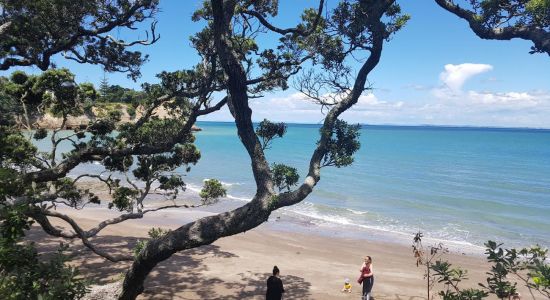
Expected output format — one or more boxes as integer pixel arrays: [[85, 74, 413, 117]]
[[0, 207, 88, 299]]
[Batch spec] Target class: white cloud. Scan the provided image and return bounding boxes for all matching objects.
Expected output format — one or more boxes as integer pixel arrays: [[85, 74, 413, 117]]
[[439, 63, 493, 92], [198, 63, 550, 128], [467, 91, 539, 108]]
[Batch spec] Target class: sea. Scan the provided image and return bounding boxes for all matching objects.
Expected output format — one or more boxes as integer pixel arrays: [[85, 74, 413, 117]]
[[34, 122, 550, 252]]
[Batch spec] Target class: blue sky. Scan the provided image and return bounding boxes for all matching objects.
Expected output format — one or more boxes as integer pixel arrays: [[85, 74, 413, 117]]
[[2, 0, 550, 128]]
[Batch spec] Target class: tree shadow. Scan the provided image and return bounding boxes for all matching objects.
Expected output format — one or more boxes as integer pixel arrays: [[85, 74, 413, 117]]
[[27, 227, 313, 299], [142, 269, 312, 300]]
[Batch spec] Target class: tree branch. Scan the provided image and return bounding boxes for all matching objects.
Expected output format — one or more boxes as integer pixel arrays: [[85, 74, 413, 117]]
[[277, 1, 391, 208], [434, 0, 550, 56], [242, 0, 325, 36]]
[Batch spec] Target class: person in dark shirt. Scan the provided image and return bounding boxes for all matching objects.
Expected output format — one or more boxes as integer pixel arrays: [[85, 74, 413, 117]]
[[266, 265, 285, 300]]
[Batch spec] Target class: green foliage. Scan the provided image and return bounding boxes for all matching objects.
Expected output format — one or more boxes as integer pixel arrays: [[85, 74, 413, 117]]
[[0, 242, 88, 300], [256, 119, 287, 150], [33, 68, 81, 117], [133, 227, 171, 257], [158, 175, 185, 191], [0, 126, 38, 167], [32, 128, 48, 140], [99, 84, 145, 104], [86, 118, 117, 136], [430, 260, 488, 300], [0, 71, 41, 126], [413, 233, 550, 299], [320, 120, 361, 167], [200, 179, 226, 205], [0, 206, 88, 299], [412, 232, 449, 299], [127, 106, 137, 119], [103, 155, 134, 173], [271, 163, 300, 192], [109, 187, 139, 212], [526, 0, 550, 26], [0, 70, 101, 126], [148, 227, 170, 239], [480, 240, 518, 298], [267, 195, 280, 210], [523, 246, 550, 295], [53, 178, 84, 207], [120, 118, 192, 147], [462, 0, 550, 53], [133, 240, 148, 257], [0, 0, 159, 79], [78, 82, 99, 103]]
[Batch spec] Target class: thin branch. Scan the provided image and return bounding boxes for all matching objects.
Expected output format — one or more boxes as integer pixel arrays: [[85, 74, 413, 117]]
[[241, 0, 325, 36], [104, 21, 160, 47]]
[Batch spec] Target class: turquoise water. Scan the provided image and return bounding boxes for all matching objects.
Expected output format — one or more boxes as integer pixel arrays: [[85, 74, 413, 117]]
[[35, 122, 550, 249], [185, 122, 550, 248]]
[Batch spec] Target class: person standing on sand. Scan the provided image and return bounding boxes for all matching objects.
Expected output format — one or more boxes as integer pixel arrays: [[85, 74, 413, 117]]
[[359, 256, 374, 300], [266, 265, 285, 300]]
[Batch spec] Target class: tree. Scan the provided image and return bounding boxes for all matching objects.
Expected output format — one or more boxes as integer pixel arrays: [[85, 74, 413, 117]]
[[99, 73, 110, 100], [0, 206, 88, 300], [1, 0, 408, 298], [200, 179, 227, 205], [0, 71, 41, 129], [271, 163, 300, 192], [0, 1, 162, 299], [0, 0, 160, 79], [118, 0, 409, 298], [256, 119, 287, 150], [435, 0, 550, 56]]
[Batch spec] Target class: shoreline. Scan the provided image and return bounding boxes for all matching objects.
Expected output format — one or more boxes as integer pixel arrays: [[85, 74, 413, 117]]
[[31, 205, 543, 299], [66, 177, 531, 256]]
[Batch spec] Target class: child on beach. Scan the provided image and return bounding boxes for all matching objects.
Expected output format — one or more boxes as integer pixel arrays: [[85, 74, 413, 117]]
[[509, 292, 521, 300], [341, 278, 352, 293]]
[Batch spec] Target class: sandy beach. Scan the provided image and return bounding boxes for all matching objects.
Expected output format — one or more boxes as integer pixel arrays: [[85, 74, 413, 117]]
[[27, 205, 543, 300]]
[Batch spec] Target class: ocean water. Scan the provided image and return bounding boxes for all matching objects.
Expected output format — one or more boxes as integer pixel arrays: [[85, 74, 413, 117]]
[[33, 122, 550, 250], [185, 122, 550, 249]]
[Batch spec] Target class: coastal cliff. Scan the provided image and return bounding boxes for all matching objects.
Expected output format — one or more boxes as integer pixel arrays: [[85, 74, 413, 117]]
[[32, 104, 201, 131]]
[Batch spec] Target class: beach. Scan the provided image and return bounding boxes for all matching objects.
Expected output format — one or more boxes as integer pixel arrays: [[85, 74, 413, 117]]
[[26, 122, 550, 299], [31, 205, 543, 300]]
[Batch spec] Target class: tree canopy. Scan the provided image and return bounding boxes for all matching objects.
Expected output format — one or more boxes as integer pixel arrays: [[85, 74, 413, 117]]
[[0, 0, 160, 79]]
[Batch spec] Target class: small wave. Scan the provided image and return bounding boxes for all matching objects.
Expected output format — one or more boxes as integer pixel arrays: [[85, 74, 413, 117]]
[[346, 208, 368, 215], [220, 181, 243, 187], [201, 179, 242, 187], [285, 202, 482, 252], [186, 184, 202, 193], [226, 194, 251, 202]]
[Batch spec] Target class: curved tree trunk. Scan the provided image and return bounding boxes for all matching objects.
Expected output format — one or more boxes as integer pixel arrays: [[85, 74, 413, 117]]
[[118, 1, 392, 299], [119, 194, 273, 299]]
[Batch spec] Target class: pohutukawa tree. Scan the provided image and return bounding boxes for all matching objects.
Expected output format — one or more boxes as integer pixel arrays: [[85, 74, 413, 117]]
[[117, 0, 408, 298], [1, 0, 409, 299], [435, 0, 550, 56], [0, 0, 160, 79]]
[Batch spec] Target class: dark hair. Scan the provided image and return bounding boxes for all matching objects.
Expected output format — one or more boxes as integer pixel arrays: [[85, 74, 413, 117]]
[[367, 256, 372, 262], [273, 266, 280, 275]]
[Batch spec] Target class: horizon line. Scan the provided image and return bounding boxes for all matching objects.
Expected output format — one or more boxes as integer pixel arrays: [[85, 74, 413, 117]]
[[195, 120, 550, 131]]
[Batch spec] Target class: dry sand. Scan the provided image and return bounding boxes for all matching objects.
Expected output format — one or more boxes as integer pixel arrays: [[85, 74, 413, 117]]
[[30, 207, 543, 300]]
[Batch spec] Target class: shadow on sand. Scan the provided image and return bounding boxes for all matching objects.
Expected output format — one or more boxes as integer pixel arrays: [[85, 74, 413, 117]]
[[27, 228, 313, 299]]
